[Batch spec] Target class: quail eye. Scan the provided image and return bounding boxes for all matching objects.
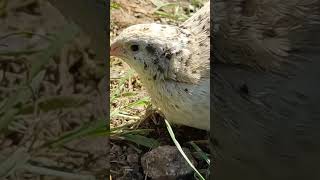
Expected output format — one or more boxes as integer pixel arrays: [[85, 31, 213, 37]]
[[130, 44, 139, 52]]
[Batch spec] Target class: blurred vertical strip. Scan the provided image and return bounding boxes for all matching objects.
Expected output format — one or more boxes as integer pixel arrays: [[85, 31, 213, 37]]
[[47, 0, 110, 178], [105, 1, 110, 178], [209, 0, 214, 180]]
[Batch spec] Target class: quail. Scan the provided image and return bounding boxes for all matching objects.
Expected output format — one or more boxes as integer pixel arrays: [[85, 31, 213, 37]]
[[110, 1, 210, 130]]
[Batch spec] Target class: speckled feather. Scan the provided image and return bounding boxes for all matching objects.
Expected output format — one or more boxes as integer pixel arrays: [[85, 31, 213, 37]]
[[179, 1, 210, 81]]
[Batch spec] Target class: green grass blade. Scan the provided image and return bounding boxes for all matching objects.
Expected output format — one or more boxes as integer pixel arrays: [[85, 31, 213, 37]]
[[111, 128, 154, 136], [165, 119, 205, 180], [110, 108, 120, 118], [19, 95, 90, 115], [153, 2, 178, 12], [22, 164, 95, 180], [0, 148, 30, 178], [120, 134, 159, 148], [0, 49, 46, 56], [40, 119, 105, 148], [111, 1, 121, 10], [29, 70, 46, 95], [110, 69, 134, 102], [0, 68, 45, 131], [0, 31, 53, 42], [150, 0, 165, 7], [126, 96, 150, 108], [189, 141, 210, 165], [0, 108, 19, 132]]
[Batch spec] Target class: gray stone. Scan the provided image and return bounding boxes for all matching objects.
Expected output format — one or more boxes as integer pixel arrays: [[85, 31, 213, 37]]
[[141, 145, 196, 179]]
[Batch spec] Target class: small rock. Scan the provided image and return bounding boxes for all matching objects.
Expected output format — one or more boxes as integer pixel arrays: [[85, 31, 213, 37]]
[[127, 153, 139, 164], [141, 145, 196, 179], [111, 144, 122, 155]]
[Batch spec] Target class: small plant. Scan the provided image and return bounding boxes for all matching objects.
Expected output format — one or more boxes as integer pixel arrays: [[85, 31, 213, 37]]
[[151, 0, 206, 22], [111, 1, 121, 10]]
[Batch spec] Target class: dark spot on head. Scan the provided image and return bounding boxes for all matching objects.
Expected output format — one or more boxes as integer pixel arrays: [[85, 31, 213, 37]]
[[175, 50, 182, 55], [146, 44, 156, 54], [174, 104, 179, 109], [134, 56, 136, 60], [153, 74, 157, 80], [185, 59, 190, 66], [197, 16, 201, 21], [180, 25, 187, 29], [153, 58, 159, 64], [184, 88, 188, 92], [192, 70, 197, 74], [130, 44, 139, 52], [239, 83, 249, 94], [202, 25, 206, 30], [144, 62, 148, 70], [157, 66, 164, 73], [165, 52, 172, 60]]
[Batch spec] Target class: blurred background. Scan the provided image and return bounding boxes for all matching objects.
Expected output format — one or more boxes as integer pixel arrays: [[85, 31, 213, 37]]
[[0, 0, 107, 179]]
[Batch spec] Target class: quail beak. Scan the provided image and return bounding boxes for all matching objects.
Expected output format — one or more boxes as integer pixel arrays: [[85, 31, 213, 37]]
[[110, 41, 121, 57]]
